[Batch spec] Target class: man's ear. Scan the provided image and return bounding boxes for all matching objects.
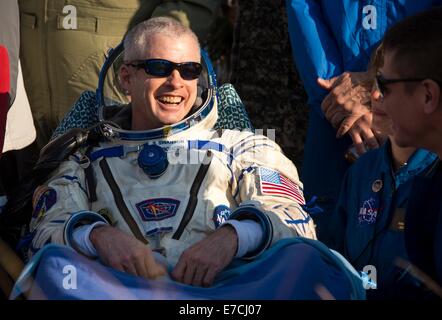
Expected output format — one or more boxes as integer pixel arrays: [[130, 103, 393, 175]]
[[118, 64, 132, 95], [422, 79, 440, 114]]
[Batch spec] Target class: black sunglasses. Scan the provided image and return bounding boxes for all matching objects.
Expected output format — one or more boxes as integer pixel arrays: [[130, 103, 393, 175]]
[[126, 59, 202, 80], [375, 74, 441, 97]]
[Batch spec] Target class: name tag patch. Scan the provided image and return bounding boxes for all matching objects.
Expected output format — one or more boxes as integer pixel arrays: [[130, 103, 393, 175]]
[[389, 208, 406, 231]]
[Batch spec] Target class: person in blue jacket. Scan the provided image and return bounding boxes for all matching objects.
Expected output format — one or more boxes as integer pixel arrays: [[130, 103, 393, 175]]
[[285, 0, 442, 243], [377, 8, 442, 298], [329, 45, 439, 298]]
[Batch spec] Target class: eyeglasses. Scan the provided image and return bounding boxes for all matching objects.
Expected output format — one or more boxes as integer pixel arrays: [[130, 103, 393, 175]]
[[126, 59, 202, 80], [375, 74, 441, 97]]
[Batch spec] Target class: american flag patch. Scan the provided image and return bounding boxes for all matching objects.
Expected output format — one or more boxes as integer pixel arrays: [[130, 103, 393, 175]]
[[259, 167, 305, 205]]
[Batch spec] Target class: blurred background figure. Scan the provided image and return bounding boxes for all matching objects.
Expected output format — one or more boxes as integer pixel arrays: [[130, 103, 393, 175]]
[[18, 0, 221, 149], [0, 0, 37, 215], [230, 0, 309, 169], [1, 0, 36, 299], [0, 47, 8, 160], [205, 0, 238, 85]]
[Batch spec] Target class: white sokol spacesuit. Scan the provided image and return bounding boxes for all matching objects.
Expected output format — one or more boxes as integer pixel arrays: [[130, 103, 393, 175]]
[[29, 48, 316, 267]]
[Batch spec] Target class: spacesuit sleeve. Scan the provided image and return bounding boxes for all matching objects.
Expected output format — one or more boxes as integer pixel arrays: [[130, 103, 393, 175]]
[[29, 154, 107, 256], [228, 133, 317, 259]]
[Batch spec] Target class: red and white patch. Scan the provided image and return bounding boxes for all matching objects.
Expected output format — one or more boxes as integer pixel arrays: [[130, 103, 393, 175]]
[[259, 167, 305, 205]]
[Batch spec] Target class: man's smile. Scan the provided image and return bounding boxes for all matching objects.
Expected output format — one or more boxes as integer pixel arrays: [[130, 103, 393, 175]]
[[157, 95, 184, 105]]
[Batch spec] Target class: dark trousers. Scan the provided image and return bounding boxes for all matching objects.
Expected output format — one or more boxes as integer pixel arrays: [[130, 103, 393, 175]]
[[0, 141, 38, 202]]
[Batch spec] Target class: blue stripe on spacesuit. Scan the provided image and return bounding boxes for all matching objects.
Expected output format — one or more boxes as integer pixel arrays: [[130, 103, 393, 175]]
[[284, 209, 311, 226], [284, 216, 311, 225], [187, 140, 225, 152], [232, 138, 277, 157], [61, 175, 78, 181], [89, 146, 125, 162], [228, 148, 235, 166], [61, 175, 88, 196], [145, 227, 174, 236], [70, 154, 81, 163], [232, 143, 279, 159], [88, 140, 227, 162], [232, 136, 269, 150], [232, 166, 256, 200]]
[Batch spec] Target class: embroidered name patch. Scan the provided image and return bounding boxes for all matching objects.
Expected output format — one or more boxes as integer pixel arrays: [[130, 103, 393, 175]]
[[259, 167, 305, 205], [135, 198, 180, 221], [358, 197, 379, 225], [32, 188, 57, 221], [213, 205, 232, 228]]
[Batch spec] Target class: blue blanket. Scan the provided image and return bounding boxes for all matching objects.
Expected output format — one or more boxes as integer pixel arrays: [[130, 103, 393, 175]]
[[11, 238, 365, 300]]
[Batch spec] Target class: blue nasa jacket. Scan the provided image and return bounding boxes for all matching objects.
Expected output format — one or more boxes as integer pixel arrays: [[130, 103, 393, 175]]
[[330, 140, 438, 296], [405, 160, 442, 293], [285, 0, 442, 217]]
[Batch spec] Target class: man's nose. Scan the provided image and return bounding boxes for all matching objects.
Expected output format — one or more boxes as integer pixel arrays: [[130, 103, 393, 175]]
[[166, 69, 184, 87], [371, 87, 382, 101], [371, 85, 384, 107], [371, 86, 388, 114]]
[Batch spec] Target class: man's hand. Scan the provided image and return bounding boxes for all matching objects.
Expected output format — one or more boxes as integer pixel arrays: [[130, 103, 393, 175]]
[[318, 71, 381, 154], [318, 71, 372, 132], [171, 224, 238, 287], [346, 112, 383, 155], [90, 225, 166, 279]]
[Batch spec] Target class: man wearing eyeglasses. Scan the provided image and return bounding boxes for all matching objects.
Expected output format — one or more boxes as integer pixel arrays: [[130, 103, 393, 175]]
[[376, 7, 442, 295], [24, 18, 334, 297]]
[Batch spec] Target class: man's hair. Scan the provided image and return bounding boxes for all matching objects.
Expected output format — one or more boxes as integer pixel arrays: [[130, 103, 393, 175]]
[[123, 17, 200, 61], [380, 6, 442, 82]]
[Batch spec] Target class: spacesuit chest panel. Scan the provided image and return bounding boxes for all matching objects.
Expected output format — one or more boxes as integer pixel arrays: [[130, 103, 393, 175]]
[[91, 148, 234, 241]]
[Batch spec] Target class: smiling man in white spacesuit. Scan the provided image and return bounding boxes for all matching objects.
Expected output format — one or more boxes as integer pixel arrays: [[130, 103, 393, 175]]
[[28, 17, 316, 288]]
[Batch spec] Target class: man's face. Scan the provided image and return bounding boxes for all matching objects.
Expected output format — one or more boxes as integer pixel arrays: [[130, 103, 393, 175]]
[[377, 50, 427, 148], [122, 33, 200, 130]]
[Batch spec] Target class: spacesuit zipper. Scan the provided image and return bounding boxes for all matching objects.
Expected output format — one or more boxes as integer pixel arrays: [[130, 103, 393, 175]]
[[172, 151, 212, 240], [99, 158, 148, 244]]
